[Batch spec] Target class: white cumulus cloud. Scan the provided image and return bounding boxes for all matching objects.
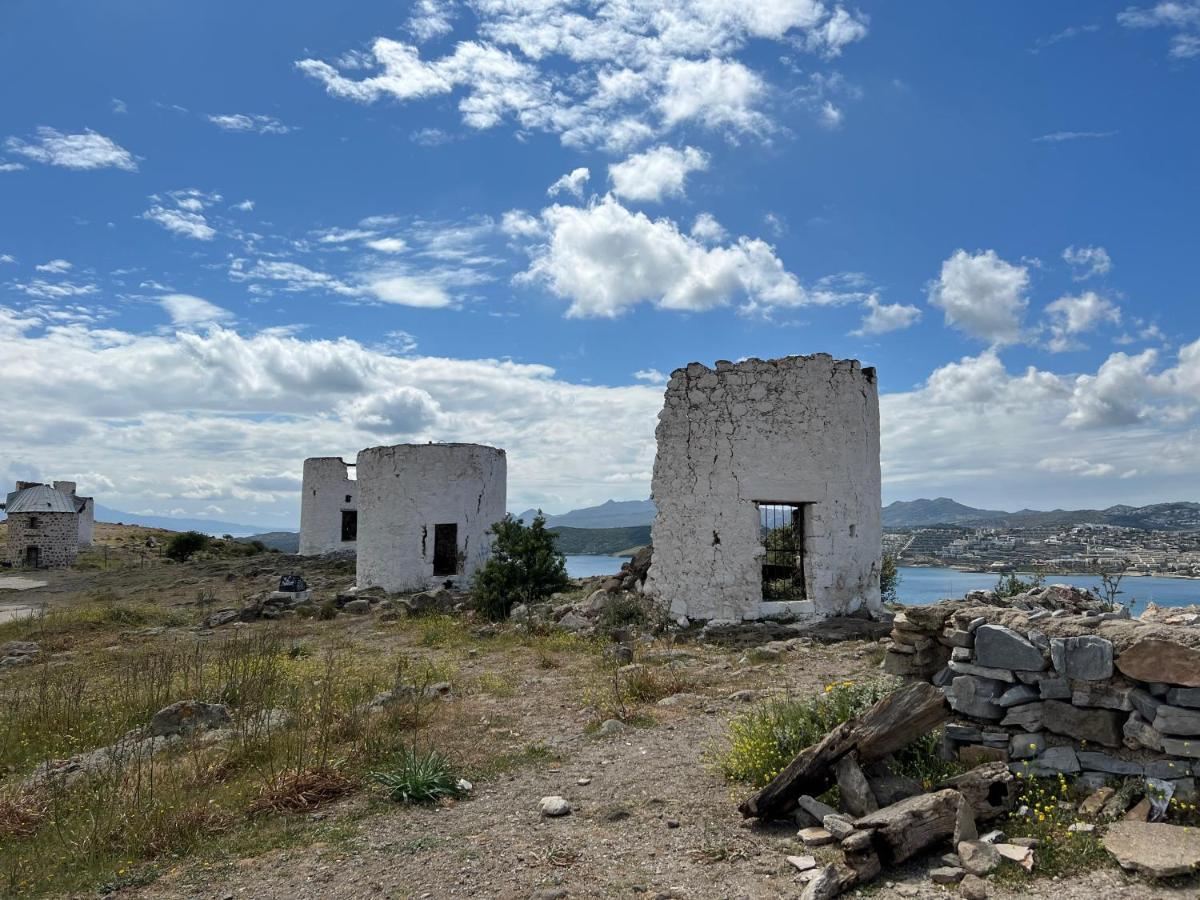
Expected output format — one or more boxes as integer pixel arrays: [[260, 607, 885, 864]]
[[609, 145, 708, 202], [928, 249, 1029, 345]]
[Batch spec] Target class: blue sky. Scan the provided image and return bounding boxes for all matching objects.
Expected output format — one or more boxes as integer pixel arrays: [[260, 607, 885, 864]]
[[1, 1, 1198, 528]]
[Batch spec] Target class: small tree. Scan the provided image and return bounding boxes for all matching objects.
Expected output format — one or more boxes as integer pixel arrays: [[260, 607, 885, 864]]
[[995, 570, 1045, 598], [471, 513, 570, 621], [880, 552, 900, 605], [165, 530, 210, 562]]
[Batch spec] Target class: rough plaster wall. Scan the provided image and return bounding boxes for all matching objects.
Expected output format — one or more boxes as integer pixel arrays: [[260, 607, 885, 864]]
[[644, 354, 882, 623], [356, 444, 506, 593], [299, 458, 357, 556], [77, 497, 95, 547], [7, 512, 78, 567]]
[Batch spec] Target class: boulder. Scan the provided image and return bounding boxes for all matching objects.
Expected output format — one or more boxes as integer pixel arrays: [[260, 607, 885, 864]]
[[1077, 751, 1143, 776], [148, 700, 232, 737], [974, 625, 1046, 671], [1041, 699, 1125, 747], [1153, 705, 1200, 736], [539, 796, 571, 817], [1000, 702, 1044, 732], [834, 753, 878, 817], [959, 874, 988, 900], [1008, 733, 1044, 759], [1166, 687, 1200, 708], [930, 866, 965, 884], [948, 676, 1006, 721], [1116, 639, 1200, 688], [1050, 635, 1113, 681], [342, 599, 370, 614], [1025, 745, 1080, 776], [1160, 736, 1200, 759], [957, 840, 1000, 877], [1102, 821, 1200, 878], [1123, 711, 1164, 752], [996, 684, 1039, 708]]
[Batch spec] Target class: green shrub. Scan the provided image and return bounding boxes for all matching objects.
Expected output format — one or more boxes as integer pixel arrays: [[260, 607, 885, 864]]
[[880, 552, 900, 605], [718, 679, 956, 787], [164, 531, 210, 562], [471, 513, 570, 621], [995, 570, 1045, 598], [370, 747, 464, 804]]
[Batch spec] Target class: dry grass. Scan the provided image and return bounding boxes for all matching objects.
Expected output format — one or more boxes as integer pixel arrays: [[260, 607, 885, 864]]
[[248, 767, 358, 815]]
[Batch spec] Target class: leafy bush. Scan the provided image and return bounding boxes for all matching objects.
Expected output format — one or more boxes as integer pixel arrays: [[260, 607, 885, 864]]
[[718, 679, 956, 787], [995, 570, 1045, 598], [164, 531, 210, 562], [370, 747, 464, 804], [880, 552, 900, 605], [471, 513, 570, 621]]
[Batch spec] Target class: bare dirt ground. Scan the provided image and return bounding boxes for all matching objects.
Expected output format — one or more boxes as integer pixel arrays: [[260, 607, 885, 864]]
[[3, 533, 1196, 900]]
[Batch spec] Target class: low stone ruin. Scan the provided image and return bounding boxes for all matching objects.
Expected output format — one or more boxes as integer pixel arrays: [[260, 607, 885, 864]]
[[738, 682, 1035, 897], [881, 585, 1200, 790]]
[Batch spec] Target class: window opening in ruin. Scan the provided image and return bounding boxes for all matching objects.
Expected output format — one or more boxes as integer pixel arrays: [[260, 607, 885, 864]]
[[341, 510, 358, 542], [433, 523, 458, 576], [344, 494, 352, 503], [28, 516, 39, 530], [758, 502, 807, 602]]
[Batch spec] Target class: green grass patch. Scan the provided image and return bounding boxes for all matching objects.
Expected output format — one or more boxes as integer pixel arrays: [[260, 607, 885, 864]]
[[716, 678, 959, 788]]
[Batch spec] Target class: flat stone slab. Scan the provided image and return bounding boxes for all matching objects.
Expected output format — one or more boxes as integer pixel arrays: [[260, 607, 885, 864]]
[[974, 624, 1046, 671], [1103, 821, 1200, 878], [0, 578, 47, 591]]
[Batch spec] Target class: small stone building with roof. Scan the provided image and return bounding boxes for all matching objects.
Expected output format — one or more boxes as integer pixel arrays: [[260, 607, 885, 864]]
[[2, 480, 94, 568]]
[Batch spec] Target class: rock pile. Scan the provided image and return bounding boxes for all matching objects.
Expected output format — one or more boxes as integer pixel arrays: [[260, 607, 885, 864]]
[[881, 585, 1200, 806], [0, 640, 39, 669]]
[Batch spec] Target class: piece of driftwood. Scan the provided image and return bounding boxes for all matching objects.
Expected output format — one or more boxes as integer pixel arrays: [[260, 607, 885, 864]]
[[936, 762, 1017, 822], [854, 788, 963, 865], [739, 681, 949, 819]]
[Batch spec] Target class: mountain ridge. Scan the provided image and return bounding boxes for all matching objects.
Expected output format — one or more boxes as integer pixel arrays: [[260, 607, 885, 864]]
[[885, 498, 1200, 531]]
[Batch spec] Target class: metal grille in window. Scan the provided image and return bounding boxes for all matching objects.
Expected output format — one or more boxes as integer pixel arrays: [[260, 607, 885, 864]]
[[759, 502, 806, 601]]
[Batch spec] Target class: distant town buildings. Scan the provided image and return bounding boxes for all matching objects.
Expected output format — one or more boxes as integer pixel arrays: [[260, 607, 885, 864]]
[[645, 355, 883, 624], [2, 480, 94, 568], [300, 443, 507, 592], [886, 522, 1200, 577]]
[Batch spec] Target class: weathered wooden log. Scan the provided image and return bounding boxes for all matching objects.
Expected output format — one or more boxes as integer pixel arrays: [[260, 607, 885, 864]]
[[936, 762, 1017, 822], [738, 681, 949, 819], [854, 788, 963, 865]]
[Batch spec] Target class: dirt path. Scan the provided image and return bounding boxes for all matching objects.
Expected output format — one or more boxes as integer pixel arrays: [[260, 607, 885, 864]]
[[121, 642, 1196, 900]]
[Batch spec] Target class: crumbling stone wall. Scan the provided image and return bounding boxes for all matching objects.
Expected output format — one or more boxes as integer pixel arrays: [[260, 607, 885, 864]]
[[355, 443, 506, 593], [644, 354, 882, 623], [883, 586, 1200, 791], [6, 511, 78, 567], [299, 457, 357, 556]]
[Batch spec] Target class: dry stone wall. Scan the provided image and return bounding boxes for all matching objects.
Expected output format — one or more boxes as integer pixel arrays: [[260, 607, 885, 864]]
[[883, 585, 1200, 796], [645, 354, 882, 624], [6, 511, 78, 567]]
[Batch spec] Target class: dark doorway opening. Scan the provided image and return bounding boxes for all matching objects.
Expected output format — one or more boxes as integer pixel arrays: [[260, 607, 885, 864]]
[[24, 546, 40, 568], [340, 510, 357, 542], [758, 502, 807, 601], [433, 523, 458, 576]]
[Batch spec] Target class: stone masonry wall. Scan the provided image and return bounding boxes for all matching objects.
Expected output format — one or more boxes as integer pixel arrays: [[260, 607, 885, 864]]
[[355, 443, 506, 593], [299, 457, 357, 556], [883, 586, 1200, 797], [644, 354, 882, 624], [6, 511, 78, 567]]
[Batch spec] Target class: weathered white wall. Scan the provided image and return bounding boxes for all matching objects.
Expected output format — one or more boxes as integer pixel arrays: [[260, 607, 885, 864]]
[[355, 443, 506, 593], [77, 497, 94, 547], [644, 354, 882, 623], [53, 481, 93, 546], [299, 457, 357, 556], [7, 511, 78, 567]]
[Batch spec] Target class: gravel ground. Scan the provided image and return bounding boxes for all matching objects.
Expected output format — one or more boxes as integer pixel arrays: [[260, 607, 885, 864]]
[[117, 639, 1199, 900]]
